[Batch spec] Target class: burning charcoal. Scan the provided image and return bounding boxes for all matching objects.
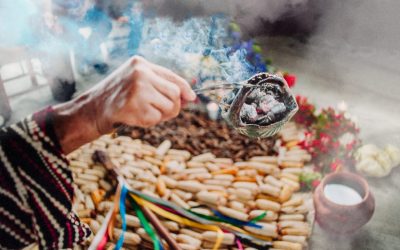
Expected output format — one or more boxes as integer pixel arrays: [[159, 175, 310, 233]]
[[245, 88, 265, 104], [258, 94, 277, 113], [240, 104, 258, 123], [265, 84, 284, 97], [271, 102, 287, 115], [222, 72, 299, 138], [259, 94, 275, 105], [256, 112, 276, 125], [259, 101, 271, 114]]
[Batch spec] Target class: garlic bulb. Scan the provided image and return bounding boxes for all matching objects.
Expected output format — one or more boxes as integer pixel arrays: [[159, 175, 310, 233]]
[[356, 157, 390, 177], [354, 144, 380, 161], [355, 144, 400, 177], [384, 145, 400, 167]]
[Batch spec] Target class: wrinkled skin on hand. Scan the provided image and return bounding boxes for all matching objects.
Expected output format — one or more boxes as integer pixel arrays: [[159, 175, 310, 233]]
[[53, 56, 196, 154]]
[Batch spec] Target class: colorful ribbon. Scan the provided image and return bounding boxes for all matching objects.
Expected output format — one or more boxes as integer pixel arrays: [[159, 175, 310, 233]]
[[127, 195, 163, 250], [236, 238, 244, 250], [250, 211, 267, 223], [222, 223, 273, 242], [115, 185, 128, 250], [131, 193, 224, 250], [90, 180, 273, 250], [128, 187, 273, 242], [212, 210, 262, 229], [188, 208, 262, 229], [235, 233, 273, 250], [88, 206, 114, 250], [107, 183, 122, 241], [128, 188, 212, 224]]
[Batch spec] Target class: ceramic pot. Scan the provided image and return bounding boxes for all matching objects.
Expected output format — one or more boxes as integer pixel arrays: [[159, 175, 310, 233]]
[[313, 171, 375, 234]]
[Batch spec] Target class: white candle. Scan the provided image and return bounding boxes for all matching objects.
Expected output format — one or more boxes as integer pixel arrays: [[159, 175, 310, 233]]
[[324, 184, 363, 206], [207, 102, 219, 121]]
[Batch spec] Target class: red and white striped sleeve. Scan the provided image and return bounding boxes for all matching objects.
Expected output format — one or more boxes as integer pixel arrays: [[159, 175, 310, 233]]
[[0, 107, 91, 249]]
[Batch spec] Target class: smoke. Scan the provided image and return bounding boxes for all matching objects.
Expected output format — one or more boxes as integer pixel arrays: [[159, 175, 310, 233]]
[[145, 0, 311, 35], [126, 0, 311, 82], [137, 16, 256, 83], [0, 0, 38, 46], [0, 1, 258, 84], [0, 0, 310, 89]]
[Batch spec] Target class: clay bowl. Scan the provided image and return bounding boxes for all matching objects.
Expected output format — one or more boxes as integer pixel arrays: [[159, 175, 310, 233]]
[[313, 171, 375, 234]]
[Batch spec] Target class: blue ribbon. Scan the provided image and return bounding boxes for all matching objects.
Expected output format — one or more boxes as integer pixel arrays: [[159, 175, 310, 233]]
[[212, 209, 262, 229], [115, 185, 128, 250]]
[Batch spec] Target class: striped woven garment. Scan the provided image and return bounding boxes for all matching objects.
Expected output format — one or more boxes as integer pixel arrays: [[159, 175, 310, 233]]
[[0, 107, 91, 249]]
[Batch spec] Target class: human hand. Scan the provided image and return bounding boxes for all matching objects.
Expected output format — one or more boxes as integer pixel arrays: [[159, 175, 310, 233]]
[[53, 56, 196, 153], [92, 56, 196, 133]]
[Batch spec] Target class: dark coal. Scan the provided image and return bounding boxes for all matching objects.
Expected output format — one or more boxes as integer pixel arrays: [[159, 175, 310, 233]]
[[258, 94, 276, 113], [256, 112, 275, 124], [245, 88, 264, 104], [271, 102, 286, 114], [239, 85, 287, 126], [240, 103, 258, 123], [218, 73, 298, 138]]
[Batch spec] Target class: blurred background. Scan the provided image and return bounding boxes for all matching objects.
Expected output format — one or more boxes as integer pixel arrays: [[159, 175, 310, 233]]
[[0, 1, 399, 249]]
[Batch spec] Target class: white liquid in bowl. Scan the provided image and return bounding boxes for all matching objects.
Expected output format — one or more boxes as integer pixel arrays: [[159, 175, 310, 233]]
[[324, 184, 363, 206]]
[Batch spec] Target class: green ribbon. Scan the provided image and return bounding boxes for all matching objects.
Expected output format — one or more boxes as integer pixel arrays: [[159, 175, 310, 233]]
[[188, 205, 262, 229], [126, 188, 270, 243], [250, 211, 267, 223], [127, 195, 162, 250], [128, 189, 212, 225]]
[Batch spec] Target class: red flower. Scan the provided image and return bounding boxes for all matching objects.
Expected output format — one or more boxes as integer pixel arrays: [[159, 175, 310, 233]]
[[332, 141, 340, 150], [292, 94, 361, 177], [330, 159, 343, 171], [284, 74, 297, 88], [312, 180, 321, 188], [298, 140, 306, 149], [346, 140, 356, 151]]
